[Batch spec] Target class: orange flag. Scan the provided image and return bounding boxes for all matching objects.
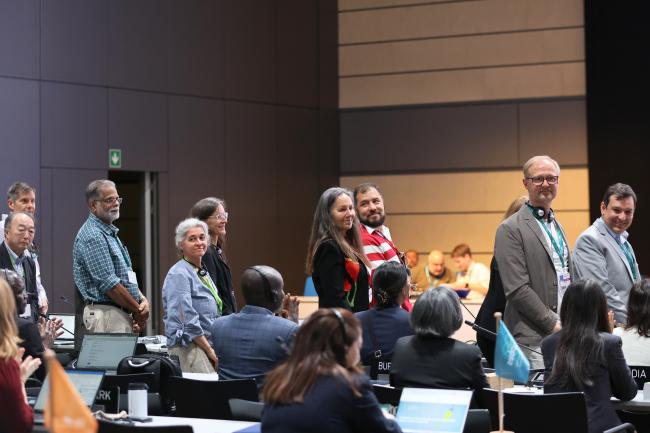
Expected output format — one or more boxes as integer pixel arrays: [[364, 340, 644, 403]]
[[44, 353, 98, 433]]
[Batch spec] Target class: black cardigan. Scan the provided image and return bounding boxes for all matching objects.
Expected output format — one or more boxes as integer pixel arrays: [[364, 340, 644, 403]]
[[201, 244, 237, 315], [312, 239, 369, 312]]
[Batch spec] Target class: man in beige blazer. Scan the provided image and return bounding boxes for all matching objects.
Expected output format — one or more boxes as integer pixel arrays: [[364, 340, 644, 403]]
[[494, 155, 573, 369]]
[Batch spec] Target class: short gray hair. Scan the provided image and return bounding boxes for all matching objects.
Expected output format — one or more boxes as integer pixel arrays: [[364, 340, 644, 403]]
[[411, 286, 463, 338], [174, 218, 209, 249], [85, 179, 116, 205], [7, 181, 35, 202], [522, 155, 560, 179], [4, 211, 34, 232]]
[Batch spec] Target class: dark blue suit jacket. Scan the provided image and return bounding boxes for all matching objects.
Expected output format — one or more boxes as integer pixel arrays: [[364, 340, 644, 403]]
[[210, 305, 297, 387], [355, 304, 413, 365], [262, 374, 401, 433], [542, 331, 637, 433]]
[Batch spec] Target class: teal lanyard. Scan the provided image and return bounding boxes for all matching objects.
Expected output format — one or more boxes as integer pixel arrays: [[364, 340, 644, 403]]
[[612, 235, 638, 280], [539, 219, 566, 269]]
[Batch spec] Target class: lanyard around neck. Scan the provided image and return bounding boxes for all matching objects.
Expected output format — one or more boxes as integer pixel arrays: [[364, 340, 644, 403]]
[[185, 259, 223, 313], [535, 215, 566, 269]]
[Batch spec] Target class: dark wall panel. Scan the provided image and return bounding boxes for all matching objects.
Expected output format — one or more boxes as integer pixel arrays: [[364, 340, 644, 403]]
[[0, 0, 39, 79], [318, 0, 338, 110], [168, 0, 224, 97], [519, 99, 587, 166], [109, 0, 169, 92], [340, 104, 519, 174], [276, 107, 319, 292], [224, 0, 276, 103], [48, 168, 106, 314], [38, 169, 53, 302], [109, 89, 168, 172], [0, 77, 40, 193], [318, 109, 339, 190], [41, 0, 108, 85], [585, 2, 650, 272], [41, 82, 107, 169], [224, 102, 277, 295], [277, 0, 318, 108], [168, 96, 225, 231]]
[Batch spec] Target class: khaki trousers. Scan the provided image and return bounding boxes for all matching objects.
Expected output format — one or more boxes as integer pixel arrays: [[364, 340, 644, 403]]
[[83, 304, 132, 333], [169, 343, 216, 374]]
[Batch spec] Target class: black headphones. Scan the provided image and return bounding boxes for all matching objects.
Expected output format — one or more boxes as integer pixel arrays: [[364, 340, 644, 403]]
[[330, 308, 350, 366], [184, 258, 208, 277], [247, 266, 282, 307], [526, 202, 555, 223]]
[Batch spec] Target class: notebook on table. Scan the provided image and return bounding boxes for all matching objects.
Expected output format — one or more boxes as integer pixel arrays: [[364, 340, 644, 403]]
[[76, 333, 138, 374], [32, 369, 105, 424], [395, 388, 472, 433]]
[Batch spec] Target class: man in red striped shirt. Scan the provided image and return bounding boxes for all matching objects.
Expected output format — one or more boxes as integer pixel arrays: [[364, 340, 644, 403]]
[[353, 183, 412, 311]]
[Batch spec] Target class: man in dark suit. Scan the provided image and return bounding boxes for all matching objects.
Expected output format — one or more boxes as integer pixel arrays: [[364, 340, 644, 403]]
[[494, 155, 573, 369], [0, 212, 39, 323], [209, 265, 299, 388]]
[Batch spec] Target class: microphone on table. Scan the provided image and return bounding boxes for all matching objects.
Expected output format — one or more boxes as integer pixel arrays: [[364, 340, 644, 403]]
[[464, 319, 542, 356], [39, 312, 75, 336]]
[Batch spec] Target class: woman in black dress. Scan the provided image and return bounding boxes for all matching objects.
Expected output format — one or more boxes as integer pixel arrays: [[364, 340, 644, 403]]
[[190, 197, 237, 315], [306, 187, 370, 312]]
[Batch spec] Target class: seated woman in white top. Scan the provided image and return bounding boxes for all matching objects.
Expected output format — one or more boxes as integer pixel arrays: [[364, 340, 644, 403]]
[[614, 279, 650, 366]]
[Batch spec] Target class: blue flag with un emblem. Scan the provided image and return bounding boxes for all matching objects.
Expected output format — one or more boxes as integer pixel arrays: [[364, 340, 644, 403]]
[[494, 321, 530, 383]]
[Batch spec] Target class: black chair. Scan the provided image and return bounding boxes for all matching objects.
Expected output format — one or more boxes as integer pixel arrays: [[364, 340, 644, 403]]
[[371, 384, 402, 406], [228, 398, 264, 422], [170, 377, 258, 420], [480, 389, 589, 433], [628, 365, 650, 390], [463, 409, 491, 433], [617, 410, 648, 433], [98, 420, 193, 433], [603, 423, 636, 433]]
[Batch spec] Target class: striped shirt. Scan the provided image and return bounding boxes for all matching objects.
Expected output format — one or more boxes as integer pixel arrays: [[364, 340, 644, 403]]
[[360, 224, 401, 270], [73, 213, 140, 302]]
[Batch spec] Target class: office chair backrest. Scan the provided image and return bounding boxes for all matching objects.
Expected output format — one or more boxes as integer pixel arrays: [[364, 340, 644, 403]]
[[229, 398, 264, 422], [170, 377, 259, 420], [463, 409, 491, 433], [371, 384, 402, 406], [480, 389, 588, 433]]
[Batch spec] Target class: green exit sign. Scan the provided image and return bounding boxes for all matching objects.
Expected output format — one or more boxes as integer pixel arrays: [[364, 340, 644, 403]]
[[109, 149, 122, 168]]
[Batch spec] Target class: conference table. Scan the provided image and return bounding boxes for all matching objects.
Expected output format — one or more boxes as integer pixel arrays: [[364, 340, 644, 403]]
[[144, 416, 259, 432]]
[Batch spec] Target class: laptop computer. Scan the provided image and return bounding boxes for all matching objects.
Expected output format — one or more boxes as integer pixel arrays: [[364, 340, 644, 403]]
[[76, 333, 138, 374], [396, 388, 473, 433], [49, 313, 76, 347], [32, 369, 105, 424]]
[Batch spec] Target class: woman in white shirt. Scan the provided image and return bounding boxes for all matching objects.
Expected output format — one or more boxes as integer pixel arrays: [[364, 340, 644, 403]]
[[614, 279, 650, 366]]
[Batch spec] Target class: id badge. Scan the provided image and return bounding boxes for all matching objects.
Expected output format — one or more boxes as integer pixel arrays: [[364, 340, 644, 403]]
[[128, 270, 138, 285], [559, 272, 571, 291]]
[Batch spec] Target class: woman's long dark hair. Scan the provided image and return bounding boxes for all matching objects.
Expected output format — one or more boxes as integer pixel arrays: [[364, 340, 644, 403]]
[[546, 279, 610, 389], [262, 308, 362, 404], [372, 261, 408, 307], [626, 279, 650, 337]]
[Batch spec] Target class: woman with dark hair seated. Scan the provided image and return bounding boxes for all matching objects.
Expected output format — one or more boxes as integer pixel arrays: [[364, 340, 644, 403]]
[[542, 279, 637, 433], [614, 279, 650, 365], [390, 286, 488, 392], [355, 262, 413, 365], [261, 308, 401, 433]]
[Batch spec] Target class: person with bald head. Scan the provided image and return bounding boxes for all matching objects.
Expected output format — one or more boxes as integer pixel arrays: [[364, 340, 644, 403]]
[[209, 265, 299, 388], [410, 250, 456, 297], [0, 212, 39, 323]]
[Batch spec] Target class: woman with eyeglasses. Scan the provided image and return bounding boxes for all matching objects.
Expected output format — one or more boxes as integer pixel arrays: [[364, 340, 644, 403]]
[[162, 218, 222, 373], [261, 308, 401, 433], [355, 262, 413, 366], [0, 278, 41, 433], [190, 197, 237, 315], [306, 187, 371, 312]]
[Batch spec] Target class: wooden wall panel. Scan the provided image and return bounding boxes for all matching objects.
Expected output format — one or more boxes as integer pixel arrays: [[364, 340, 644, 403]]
[[340, 28, 584, 76], [341, 168, 590, 266], [339, 0, 583, 44], [340, 62, 585, 108], [339, 0, 449, 11]]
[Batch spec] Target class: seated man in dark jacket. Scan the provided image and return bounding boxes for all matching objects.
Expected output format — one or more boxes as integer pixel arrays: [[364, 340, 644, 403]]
[[209, 265, 298, 388]]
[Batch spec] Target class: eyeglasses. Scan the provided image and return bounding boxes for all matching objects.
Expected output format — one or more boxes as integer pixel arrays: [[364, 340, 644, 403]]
[[95, 196, 123, 205], [208, 212, 229, 221], [526, 176, 559, 186], [409, 283, 418, 292]]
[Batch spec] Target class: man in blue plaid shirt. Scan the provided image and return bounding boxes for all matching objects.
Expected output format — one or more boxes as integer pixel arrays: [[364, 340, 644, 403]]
[[73, 179, 150, 333]]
